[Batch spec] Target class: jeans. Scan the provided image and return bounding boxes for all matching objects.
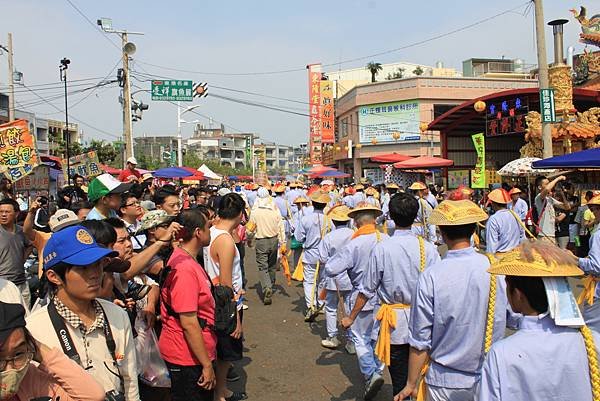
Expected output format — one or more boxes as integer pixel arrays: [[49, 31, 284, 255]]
[[166, 362, 214, 401], [255, 236, 278, 292], [389, 344, 410, 395], [350, 310, 384, 379], [324, 289, 351, 339]]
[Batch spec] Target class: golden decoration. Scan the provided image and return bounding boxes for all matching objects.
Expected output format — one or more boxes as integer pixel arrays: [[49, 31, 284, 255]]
[[371, 138, 378, 145], [549, 65, 574, 112], [392, 132, 401, 140], [419, 122, 429, 132], [355, 143, 363, 149], [474, 100, 486, 113]]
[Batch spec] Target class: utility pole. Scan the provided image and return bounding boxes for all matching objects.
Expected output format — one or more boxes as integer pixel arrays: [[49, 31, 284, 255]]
[[533, 0, 553, 158], [177, 102, 182, 167], [60, 58, 71, 186], [121, 32, 134, 163], [7, 33, 14, 121]]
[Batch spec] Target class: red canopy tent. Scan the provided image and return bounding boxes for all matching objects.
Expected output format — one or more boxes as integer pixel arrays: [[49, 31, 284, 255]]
[[370, 153, 413, 163], [393, 156, 454, 169], [179, 166, 205, 181]]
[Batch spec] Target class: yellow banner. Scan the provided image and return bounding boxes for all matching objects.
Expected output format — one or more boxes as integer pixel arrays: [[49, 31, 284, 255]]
[[0, 119, 40, 182], [471, 133, 486, 188]]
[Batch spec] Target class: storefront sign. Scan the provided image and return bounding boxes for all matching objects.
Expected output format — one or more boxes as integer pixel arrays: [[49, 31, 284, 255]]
[[308, 64, 322, 165], [358, 100, 420, 143], [539, 89, 556, 123], [471, 133, 486, 188], [448, 169, 470, 189], [0, 119, 39, 182], [485, 97, 528, 137], [320, 80, 334, 144]]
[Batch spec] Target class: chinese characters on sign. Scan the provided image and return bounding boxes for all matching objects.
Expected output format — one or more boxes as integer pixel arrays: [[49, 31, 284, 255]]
[[358, 100, 420, 143], [308, 64, 322, 166], [64, 151, 101, 180], [0, 119, 39, 182], [485, 97, 528, 137], [320, 80, 334, 144], [13, 165, 49, 192], [151, 80, 193, 102], [254, 145, 267, 172], [539, 89, 556, 123], [471, 133, 486, 189], [448, 170, 470, 189]]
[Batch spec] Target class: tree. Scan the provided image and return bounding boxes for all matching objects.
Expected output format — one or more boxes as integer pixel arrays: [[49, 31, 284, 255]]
[[413, 66, 424, 76], [385, 67, 405, 80], [84, 139, 118, 165], [366, 62, 383, 83]]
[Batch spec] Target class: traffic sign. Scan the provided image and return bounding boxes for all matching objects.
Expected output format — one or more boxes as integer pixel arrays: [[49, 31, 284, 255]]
[[151, 80, 193, 102], [539, 88, 555, 123]]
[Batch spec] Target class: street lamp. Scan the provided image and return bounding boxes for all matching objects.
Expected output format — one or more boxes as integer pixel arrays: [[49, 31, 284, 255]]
[[60, 57, 71, 186], [177, 104, 202, 167]]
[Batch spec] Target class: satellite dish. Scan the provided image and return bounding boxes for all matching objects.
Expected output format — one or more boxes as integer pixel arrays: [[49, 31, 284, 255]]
[[123, 42, 137, 55]]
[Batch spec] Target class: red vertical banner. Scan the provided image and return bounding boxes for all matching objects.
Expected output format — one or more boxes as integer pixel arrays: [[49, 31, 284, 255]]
[[320, 80, 334, 144], [308, 64, 322, 166]]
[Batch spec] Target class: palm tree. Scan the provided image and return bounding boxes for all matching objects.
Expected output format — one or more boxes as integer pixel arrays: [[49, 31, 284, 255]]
[[366, 62, 383, 83]]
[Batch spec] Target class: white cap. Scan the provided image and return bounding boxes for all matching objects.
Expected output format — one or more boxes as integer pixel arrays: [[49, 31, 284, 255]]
[[49, 209, 80, 232], [126, 157, 138, 165], [217, 187, 231, 196]]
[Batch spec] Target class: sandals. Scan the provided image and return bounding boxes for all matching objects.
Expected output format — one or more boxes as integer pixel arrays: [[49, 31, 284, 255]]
[[225, 391, 248, 401]]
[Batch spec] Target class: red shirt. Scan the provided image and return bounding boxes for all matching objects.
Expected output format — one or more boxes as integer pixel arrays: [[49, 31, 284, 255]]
[[118, 168, 141, 182], [159, 248, 217, 365]]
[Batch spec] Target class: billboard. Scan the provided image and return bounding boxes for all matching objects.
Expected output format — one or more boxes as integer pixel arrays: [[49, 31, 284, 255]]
[[308, 64, 322, 165], [358, 100, 420, 143], [320, 80, 334, 143]]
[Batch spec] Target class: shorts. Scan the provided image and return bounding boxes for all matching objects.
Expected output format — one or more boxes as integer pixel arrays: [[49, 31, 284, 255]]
[[216, 310, 243, 361]]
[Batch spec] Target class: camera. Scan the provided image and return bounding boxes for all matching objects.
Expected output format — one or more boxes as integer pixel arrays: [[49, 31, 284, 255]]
[[105, 390, 125, 401], [126, 281, 151, 302]]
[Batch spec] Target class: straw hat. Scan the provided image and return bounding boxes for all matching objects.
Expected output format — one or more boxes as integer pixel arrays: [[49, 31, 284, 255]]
[[310, 191, 331, 205], [250, 183, 259, 190], [327, 205, 351, 222], [409, 181, 427, 191], [347, 202, 383, 219], [588, 195, 600, 206], [293, 196, 310, 205], [386, 183, 400, 190], [488, 188, 511, 204], [429, 200, 488, 225], [273, 184, 286, 193], [354, 184, 365, 190], [508, 187, 522, 196], [488, 244, 583, 277], [365, 187, 378, 196]]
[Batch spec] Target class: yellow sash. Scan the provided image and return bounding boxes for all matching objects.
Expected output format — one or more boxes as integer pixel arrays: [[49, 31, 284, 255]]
[[578, 276, 600, 306], [279, 245, 292, 286], [292, 252, 304, 281], [375, 304, 410, 366]]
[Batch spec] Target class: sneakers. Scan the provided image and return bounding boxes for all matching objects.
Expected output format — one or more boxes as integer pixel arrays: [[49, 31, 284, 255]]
[[320, 337, 340, 349], [345, 341, 356, 355], [364, 372, 384, 400], [263, 288, 272, 305]]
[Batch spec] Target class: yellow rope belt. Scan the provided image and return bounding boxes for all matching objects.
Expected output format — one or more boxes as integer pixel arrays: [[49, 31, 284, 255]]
[[375, 303, 410, 366], [581, 325, 600, 401], [578, 276, 600, 307]]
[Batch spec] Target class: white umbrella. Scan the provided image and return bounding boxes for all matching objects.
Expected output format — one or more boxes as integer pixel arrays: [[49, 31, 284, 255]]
[[498, 157, 556, 177]]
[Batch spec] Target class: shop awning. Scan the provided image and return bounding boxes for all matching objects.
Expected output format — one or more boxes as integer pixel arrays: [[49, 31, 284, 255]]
[[532, 148, 600, 169], [393, 156, 454, 169], [370, 153, 413, 163]]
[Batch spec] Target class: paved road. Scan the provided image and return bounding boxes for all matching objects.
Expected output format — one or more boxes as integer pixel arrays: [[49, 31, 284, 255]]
[[229, 248, 394, 401]]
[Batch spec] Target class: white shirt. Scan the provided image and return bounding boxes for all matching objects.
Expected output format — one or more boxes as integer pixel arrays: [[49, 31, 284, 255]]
[[0, 278, 28, 312]]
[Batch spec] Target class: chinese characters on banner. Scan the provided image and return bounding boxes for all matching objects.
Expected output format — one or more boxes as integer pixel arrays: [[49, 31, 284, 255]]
[[64, 151, 102, 180], [0, 119, 39, 182], [539, 89, 556, 123], [320, 80, 334, 144], [308, 64, 322, 166], [471, 133, 486, 188], [13, 165, 49, 192]]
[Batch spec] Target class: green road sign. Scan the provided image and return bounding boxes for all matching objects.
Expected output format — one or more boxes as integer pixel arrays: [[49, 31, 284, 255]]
[[151, 80, 193, 102], [539, 88, 555, 123]]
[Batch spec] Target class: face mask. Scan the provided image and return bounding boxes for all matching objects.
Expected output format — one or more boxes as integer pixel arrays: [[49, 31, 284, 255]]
[[0, 363, 29, 400]]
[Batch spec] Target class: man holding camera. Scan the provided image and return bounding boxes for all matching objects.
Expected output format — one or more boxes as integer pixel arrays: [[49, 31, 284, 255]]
[[534, 175, 570, 244]]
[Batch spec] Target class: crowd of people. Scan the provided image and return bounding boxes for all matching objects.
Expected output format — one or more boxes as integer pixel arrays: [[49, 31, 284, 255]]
[[0, 158, 599, 401]]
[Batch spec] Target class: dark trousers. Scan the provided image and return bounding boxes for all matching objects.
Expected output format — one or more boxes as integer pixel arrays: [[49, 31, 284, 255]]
[[236, 242, 246, 288], [578, 234, 591, 257], [388, 344, 410, 395], [166, 362, 214, 401]]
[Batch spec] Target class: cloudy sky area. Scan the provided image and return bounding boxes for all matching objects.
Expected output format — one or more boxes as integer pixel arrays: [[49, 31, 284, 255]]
[[0, 0, 585, 146]]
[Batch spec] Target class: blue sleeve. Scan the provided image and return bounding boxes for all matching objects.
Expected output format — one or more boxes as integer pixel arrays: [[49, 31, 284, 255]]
[[324, 243, 352, 278], [486, 219, 499, 254], [408, 272, 434, 351], [426, 242, 441, 267], [476, 348, 502, 401], [318, 236, 329, 264], [294, 217, 307, 243], [358, 243, 383, 299], [580, 232, 600, 275]]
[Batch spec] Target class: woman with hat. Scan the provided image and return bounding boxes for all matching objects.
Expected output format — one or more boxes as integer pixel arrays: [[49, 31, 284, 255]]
[[381, 184, 400, 236], [396, 200, 510, 401], [325, 202, 388, 400], [294, 191, 333, 317], [365, 187, 380, 207], [317, 205, 355, 353], [0, 301, 105, 400], [485, 188, 525, 255], [409, 182, 436, 243], [478, 241, 600, 401], [353, 184, 367, 205], [508, 187, 528, 222], [578, 194, 600, 333]]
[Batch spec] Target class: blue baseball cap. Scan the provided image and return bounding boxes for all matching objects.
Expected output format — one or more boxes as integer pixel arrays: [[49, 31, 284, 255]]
[[43, 225, 118, 271]]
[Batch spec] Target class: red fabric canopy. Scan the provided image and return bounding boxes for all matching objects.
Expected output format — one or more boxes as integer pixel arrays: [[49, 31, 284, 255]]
[[393, 156, 454, 169], [307, 165, 335, 174], [371, 153, 413, 163]]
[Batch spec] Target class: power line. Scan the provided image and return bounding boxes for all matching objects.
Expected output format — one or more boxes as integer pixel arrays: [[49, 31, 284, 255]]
[[0, 76, 107, 90], [134, 1, 530, 77], [63, 0, 122, 52]]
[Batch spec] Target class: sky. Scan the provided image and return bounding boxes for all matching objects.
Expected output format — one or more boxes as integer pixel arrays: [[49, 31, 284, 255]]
[[0, 0, 586, 146]]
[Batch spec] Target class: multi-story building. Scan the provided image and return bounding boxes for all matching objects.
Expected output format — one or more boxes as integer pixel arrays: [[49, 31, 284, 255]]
[[261, 142, 294, 173], [133, 135, 178, 164], [47, 119, 80, 156], [187, 132, 255, 170]]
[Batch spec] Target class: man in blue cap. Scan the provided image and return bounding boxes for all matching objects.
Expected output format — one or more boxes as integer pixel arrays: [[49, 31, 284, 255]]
[[26, 225, 140, 400]]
